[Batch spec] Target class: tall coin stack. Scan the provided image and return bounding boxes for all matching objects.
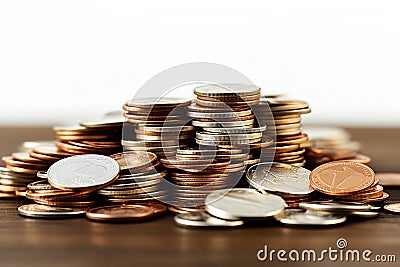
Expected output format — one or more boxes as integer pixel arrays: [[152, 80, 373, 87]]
[[98, 151, 168, 204], [253, 98, 311, 167], [122, 97, 194, 159]]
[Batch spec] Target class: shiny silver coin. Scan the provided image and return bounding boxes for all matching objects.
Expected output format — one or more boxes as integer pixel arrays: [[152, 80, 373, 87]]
[[205, 188, 286, 220], [196, 138, 261, 146], [187, 109, 252, 118], [192, 119, 254, 128], [174, 211, 244, 227], [27, 180, 54, 190], [18, 204, 87, 218], [274, 209, 346, 226], [349, 211, 380, 218], [299, 201, 375, 212], [136, 125, 194, 133], [47, 154, 120, 190], [246, 162, 314, 195], [202, 126, 266, 134], [194, 83, 260, 97], [196, 132, 262, 141]]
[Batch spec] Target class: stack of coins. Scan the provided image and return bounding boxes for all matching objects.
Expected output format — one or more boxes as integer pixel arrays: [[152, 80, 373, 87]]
[[246, 162, 315, 207], [0, 147, 72, 197], [304, 147, 371, 169], [303, 126, 360, 150], [122, 97, 194, 158], [97, 151, 167, 204], [0, 166, 36, 198], [161, 148, 250, 212], [24, 154, 120, 208], [310, 161, 389, 203], [54, 119, 123, 155], [253, 98, 311, 167]]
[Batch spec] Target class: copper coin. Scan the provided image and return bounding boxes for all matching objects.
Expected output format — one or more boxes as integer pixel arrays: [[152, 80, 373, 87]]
[[34, 198, 97, 207], [86, 204, 154, 221], [122, 203, 167, 215], [12, 152, 45, 164], [110, 151, 157, 171], [344, 154, 371, 164], [310, 161, 375, 195], [376, 173, 400, 186], [2, 156, 48, 170], [5, 165, 38, 175]]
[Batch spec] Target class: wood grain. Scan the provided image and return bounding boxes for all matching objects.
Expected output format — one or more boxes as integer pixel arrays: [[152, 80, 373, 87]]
[[0, 127, 399, 267]]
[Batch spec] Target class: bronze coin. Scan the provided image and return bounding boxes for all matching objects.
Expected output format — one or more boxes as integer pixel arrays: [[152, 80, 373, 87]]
[[310, 161, 375, 195], [110, 151, 157, 171]]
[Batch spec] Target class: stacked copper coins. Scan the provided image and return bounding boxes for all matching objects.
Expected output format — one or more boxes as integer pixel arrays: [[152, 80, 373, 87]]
[[98, 151, 167, 204], [0, 145, 73, 197], [162, 148, 250, 213], [303, 126, 370, 169], [122, 97, 194, 159], [54, 120, 123, 155], [310, 161, 389, 203], [253, 98, 311, 167]]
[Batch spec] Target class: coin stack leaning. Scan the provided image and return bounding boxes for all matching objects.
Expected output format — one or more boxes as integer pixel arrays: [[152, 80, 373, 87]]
[[309, 161, 389, 203], [122, 97, 194, 159], [97, 151, 168, 204], [54, 119, 123, 155], [246, 162, 315, 207], [25, 154, 120, 208]]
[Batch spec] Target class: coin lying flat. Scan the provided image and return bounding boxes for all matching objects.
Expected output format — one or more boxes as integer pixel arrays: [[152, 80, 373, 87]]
[[310, 161, 375, 195], [383, 203, 400, 213], [18, 204, 87, 218], [274, 209, 346, 226], [86, 204, 155, 222], [299, 201, 375, 212], [47, 154, 120, 190], [205, 188, 286, 220], [174, 211, 243, 227], [246, 162, 314, 195]]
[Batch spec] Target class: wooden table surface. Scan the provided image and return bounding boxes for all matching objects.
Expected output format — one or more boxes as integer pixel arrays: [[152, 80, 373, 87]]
[[1, 127, 400, 267]]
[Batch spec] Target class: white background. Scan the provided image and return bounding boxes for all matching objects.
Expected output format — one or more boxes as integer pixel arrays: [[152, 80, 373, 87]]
[[1, 0, 400, 126]]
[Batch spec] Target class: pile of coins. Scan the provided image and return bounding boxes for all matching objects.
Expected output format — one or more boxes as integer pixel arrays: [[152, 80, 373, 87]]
[[1, 146, 73, 197], [54, 119, 123, 155], [310, 161, 388, 203], [26, 154, 120, 208], [246, 162, 315, 207], [98, 151, 168, 204], [122, 97, 194, 159], [303, 126, 371, 169], [253, 98, 311, 167]]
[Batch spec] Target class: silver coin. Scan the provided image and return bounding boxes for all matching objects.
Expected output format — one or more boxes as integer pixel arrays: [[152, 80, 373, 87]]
[[274, 209, 346, 226], [79, 118, 124, 128], [27, 180, 54, 190], [246, 162, 314, 195], [47, 154, 120, 189], [174, 211, 243, 227], [37, 171, 48, 179], [205, 188, 286, 220], [196, 137, 261, 146], [203, 126, 266, 134], [18, 204, 87, 218], [299, 201, 374, 212], [196, 132, 262, 141], [187, 109, 252, 118], [192, 119, 254, 128], [136, 125, 194, 133], [194, 83, 260, 97]]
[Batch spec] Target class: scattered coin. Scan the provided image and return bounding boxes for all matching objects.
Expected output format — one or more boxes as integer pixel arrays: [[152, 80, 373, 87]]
[[274, 209, 346, 226], [86, 204, 155, 222], [18, 204, 87, 218], [174, 211, 244, 227]]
